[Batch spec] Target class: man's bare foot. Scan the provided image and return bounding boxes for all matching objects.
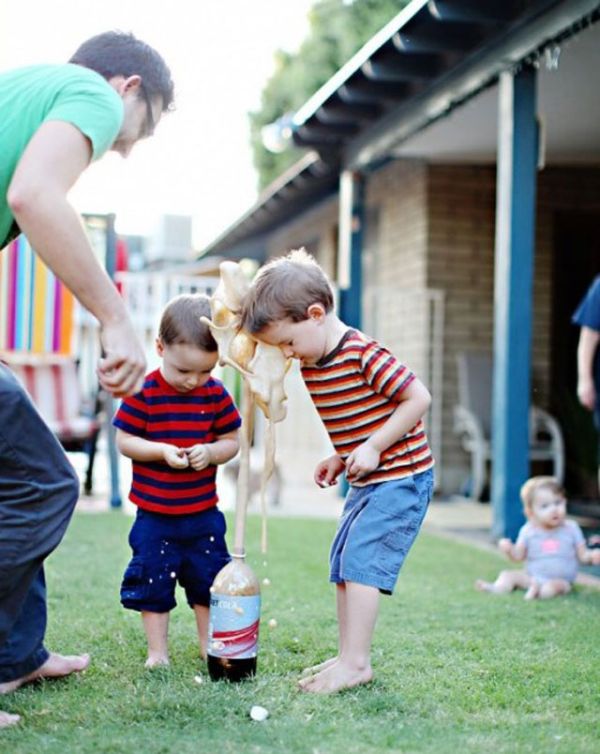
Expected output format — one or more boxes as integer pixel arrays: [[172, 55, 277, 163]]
[[475, 579, 498, 593], [0, 652, 89, 694], [299, 661, 373, 694], [300, 656, 338, 677], [0, 710, 20, 728], [145, 655, 169, 669]]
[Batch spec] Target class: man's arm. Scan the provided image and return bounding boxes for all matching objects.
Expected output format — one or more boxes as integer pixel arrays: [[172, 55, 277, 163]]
[[576, 326, 600, 411], [7, 121, 145, 396]]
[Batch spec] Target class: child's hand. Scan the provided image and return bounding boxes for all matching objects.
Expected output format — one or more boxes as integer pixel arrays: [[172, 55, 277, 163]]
[[314, 455, 345, 488], [592, 549, 600, 566], [345, 442, 380, 482], [498, 538, 513, 555], [186, 444, 212, 471], [163, 445, 189, 469]]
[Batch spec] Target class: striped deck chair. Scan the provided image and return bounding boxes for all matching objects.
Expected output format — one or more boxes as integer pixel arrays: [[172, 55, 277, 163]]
[[1, 352, 102, 495]]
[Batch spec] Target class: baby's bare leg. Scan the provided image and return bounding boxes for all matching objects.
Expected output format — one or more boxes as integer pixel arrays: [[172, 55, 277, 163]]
[[538, 579, 571, 599], [302, 583, 346, 677], [142, 611, 170, 667], [300, 582, 377, 694], [193, 605, 209, 660], [475, 570, 531, 594]]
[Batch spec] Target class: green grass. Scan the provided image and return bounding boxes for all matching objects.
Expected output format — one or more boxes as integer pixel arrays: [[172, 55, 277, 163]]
[[2, 512, 599, 754]]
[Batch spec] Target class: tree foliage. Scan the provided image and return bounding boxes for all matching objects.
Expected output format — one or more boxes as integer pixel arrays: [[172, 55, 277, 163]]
[[249, 0, 410, 190]]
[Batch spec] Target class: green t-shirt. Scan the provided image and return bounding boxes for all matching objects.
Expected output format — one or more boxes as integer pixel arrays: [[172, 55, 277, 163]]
[[0, 63, 123, 247]]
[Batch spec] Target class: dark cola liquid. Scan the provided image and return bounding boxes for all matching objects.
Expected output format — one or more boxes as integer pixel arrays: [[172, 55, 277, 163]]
[[207, 557, 261, 683], [207, 654, 257, 682]]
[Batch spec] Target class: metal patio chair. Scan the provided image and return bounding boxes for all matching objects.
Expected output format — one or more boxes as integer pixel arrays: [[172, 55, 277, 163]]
[[454, 351, 565, 501]]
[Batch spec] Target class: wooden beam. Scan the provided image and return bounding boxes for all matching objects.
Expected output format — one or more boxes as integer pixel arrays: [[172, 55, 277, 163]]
[[362, 54, 441, 82], [428, 0, 518, 25], [339, 77, 411, 104], [317, 100, 382, 124], [393, 23, 482, 54]]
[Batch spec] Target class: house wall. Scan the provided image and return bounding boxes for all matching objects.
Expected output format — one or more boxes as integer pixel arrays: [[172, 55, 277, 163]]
[[426, 163, 600, 495], [363, 160, 430, 377], [266, 195, 339, 277], [251, 160, 600, 499]]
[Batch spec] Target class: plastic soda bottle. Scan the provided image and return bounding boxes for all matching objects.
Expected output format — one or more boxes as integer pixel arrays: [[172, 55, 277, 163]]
[[207, 554, 261, 682]]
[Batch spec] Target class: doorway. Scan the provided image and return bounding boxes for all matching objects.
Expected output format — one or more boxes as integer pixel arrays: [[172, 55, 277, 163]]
[[551, 211, 600, 498]]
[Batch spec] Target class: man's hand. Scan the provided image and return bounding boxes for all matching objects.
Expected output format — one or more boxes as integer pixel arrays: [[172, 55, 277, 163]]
[[345, 442, 380, 482], [97, 319, 146, 397], [186, 444, 212, 471], [163, 445, 189, 469], [577, 377, 596, 412], [314, 454, 345, 488]]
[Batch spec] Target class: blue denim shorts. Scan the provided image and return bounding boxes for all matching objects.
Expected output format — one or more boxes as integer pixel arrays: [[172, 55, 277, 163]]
[[121, 507, 230, 612], [329, 468, 434, 595]]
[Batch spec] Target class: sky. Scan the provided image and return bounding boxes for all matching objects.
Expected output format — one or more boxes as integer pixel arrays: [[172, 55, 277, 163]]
[[1, 0, 314, 248]]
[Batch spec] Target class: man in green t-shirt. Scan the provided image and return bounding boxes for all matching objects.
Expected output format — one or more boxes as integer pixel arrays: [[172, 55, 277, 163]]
[[0, 31, 174, 728]]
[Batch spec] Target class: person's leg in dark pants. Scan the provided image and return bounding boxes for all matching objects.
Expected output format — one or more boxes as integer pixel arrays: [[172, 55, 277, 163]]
[[0, 366, 88, 719]]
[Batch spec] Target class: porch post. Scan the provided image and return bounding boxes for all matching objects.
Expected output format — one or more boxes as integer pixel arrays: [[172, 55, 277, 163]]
[[491, 66, 538, 539], [104, 213, 122, 509], [337, 170, 364, 329]]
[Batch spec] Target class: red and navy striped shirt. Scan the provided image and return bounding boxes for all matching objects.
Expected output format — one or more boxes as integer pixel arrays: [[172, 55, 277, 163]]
[[113, 369, 241, 514], [301, 330, 434, 486]]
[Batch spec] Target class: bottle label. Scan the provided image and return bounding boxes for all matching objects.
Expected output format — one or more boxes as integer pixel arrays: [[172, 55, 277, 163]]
[[208, 593, 261, 659]]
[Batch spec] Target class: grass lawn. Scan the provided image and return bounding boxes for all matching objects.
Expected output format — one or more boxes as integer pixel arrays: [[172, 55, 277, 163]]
[[2, 511, 599, 754]]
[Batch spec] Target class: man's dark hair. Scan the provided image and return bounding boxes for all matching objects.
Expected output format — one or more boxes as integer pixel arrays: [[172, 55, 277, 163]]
[[69, 31, 174, 112]]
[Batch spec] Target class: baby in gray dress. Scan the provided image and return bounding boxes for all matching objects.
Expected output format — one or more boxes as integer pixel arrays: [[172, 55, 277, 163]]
[[476, 476, 600, 600]]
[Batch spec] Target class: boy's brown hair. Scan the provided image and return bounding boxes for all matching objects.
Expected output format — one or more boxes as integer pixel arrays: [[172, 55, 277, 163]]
[[520, 475, 565, 515], [158, 294, 217, 351], [241, 248, 334, 334]]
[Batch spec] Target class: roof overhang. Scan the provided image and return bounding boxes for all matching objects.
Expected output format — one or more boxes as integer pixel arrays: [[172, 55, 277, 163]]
[[200, 152, 338, 259], [201, 0, 600, 258]]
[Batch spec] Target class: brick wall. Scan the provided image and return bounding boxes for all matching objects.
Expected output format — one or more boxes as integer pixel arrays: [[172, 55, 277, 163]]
[[426, 164, 497, 493], [426, 163, 600, 494], [253, 159, 600, 497]]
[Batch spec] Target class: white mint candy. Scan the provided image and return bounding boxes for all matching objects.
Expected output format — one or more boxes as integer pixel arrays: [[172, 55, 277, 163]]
[[250, 705, 269, 722]]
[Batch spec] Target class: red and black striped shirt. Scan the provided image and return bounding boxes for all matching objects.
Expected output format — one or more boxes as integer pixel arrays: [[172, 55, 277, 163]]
[[113, 369, 241, 514], [301, 330, 434, 486]]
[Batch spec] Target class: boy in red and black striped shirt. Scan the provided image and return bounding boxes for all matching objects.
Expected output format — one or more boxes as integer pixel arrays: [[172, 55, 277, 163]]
[[113, 294, 241, 668], [241, 249, 434, 694]]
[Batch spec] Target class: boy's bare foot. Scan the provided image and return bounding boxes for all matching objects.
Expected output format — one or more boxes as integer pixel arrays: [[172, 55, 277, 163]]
[[299, 661, 373, 694], [300, 656, 338, 677], [145, 656, 169, 669], [0, 652, 90, 694], [475, 579, 498, 593], [0, 710, 20, 728]]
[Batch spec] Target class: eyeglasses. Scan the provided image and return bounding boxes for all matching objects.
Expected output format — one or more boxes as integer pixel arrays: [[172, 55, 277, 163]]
[[139, 84, 156, 139]]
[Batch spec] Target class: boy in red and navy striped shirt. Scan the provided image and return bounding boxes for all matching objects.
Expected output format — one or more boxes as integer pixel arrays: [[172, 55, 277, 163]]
[[241, 249, 434, 694], [113, 294, 241, 668]]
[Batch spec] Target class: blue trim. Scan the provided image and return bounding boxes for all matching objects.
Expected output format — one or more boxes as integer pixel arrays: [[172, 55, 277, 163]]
[[491, 67, 538, 540], [339, 172, 365, 330]]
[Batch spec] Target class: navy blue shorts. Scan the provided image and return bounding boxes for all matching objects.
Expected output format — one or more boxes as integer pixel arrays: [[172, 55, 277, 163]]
[[330, 468, 434, 595], [121, 507, 230, 612]]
